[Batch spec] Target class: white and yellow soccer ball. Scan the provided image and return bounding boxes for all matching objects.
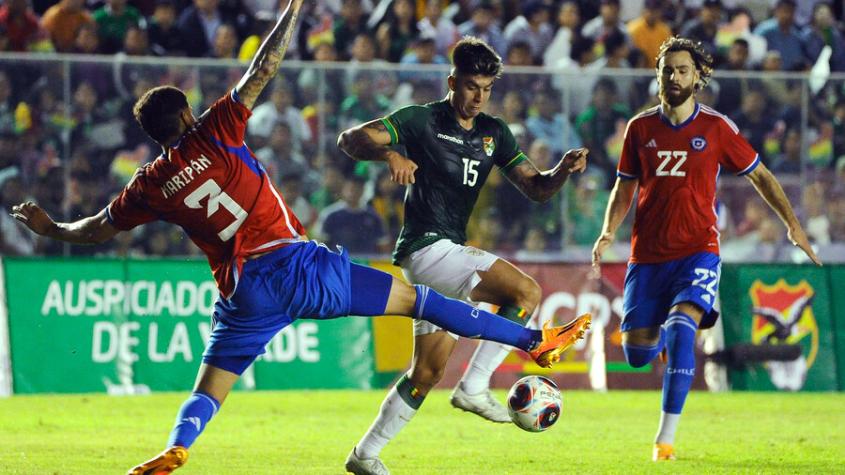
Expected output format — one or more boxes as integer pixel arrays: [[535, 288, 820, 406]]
[[506, 375, 562, 432]]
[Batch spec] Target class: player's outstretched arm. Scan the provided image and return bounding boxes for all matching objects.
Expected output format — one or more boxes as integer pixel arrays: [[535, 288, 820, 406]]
[[504, 147, 588, 203], [591, 177, 637, 271], [234, 0, 303, 110], [10, 202, 119, 245], [337, 119, 418, 184], [745, 164, 822, 265]]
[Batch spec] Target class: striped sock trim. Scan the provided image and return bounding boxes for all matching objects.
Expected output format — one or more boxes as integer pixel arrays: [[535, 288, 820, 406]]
[[395, 375, 425, 410], [665, 312, 697, 333], [413, 285, 430, 320], [195, 392, 220, 416]]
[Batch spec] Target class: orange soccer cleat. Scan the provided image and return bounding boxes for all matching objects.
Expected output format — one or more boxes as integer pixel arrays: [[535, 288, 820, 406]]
[[528, 313, 592, 368], [653, 443, 676, 461], [127, 446, 189, 475]]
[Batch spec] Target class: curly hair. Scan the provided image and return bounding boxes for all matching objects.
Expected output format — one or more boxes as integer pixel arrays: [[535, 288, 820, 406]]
[[655, 36, 714, 91]]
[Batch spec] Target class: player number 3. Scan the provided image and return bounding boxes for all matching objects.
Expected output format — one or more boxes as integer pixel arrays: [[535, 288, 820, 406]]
[[184, 179, 248, 241]]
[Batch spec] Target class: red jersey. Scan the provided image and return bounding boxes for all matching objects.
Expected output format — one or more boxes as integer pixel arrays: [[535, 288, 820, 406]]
[[108, 90, 306, 297], [617, 103, 759, 263]]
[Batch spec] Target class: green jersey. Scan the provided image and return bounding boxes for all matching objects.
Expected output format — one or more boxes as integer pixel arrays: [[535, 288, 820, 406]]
[[383, 99, 526, 264]]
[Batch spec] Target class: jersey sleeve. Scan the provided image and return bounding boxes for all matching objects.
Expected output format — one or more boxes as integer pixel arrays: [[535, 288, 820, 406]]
[[203, 90, 253, 147], [492, 117, 526, 173], [106, 167, 157, 230], [381, 105, 429, 145], [717, 115, 760, 175], [617, 118, 640, 180]]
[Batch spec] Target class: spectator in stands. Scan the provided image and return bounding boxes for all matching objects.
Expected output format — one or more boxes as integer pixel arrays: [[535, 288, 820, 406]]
[[503, 0, 553, 64], [575, 77, 630, 186], [525, 89, 582, 158], [339, 72, 391, 129], [754, 0, 807, 71], [177, 0, 223, 57], [802, 182, 831, 245], [249, 78, 312, 152], [0, 166, 36, 255], [0, 72, 15, 136], [832, 99, 845, 165], [771, 128, 803, 174], [211, 23, 239, 58], [148, 1, 183, 56], [801, 2, 845, 72], [551, 35, 597, 115], [567, 174, 607, 246], [41, 0, 93, 52], [543, 0, 579, 67], [123, 24, 150, 56], [457, 1, 506, 56], [500, 90, 527, 126], [369, 168, 404, 243], [588, 29, 633, 107], [580, 0, 627, 55], [399, 32, 447, 87], [317, 175, 387, 255], [736, 199, 768, 237], [333, 0, 367, 60], [279, 172, 317, 231], [375, 0, 418, 63], [309, 161, 345, 212], [716, 38, 751, 112], [626, 0, 671, 69], [93, 0, 142, 54], [732, 89, 776, 164], [255, 122, 316, 193], [830, 193, 845, 242], [0, 0, 49, 52], [679, 0, 722, 63], [417, 0, 458, 58]]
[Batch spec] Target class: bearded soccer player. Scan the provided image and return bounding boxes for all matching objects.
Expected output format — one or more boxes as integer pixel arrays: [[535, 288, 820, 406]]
[[338, 37, 592, 475], [592, 37, 821, 462], [10, 3, 589, 474]]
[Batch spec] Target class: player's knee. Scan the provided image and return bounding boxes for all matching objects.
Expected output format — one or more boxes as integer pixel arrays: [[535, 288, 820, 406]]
[[622, 344, 658, 368], [410, 364, 446, 391]]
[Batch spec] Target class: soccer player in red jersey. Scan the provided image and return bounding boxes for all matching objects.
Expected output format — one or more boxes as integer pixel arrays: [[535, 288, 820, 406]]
[[10, 1, 588, 473], [592, 37, 820, 462]]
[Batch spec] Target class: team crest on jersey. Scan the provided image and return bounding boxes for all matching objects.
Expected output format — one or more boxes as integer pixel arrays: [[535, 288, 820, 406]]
[[483, 136, 495, 156], [690, 136, 707, 151], [749, 278, 819, 391]]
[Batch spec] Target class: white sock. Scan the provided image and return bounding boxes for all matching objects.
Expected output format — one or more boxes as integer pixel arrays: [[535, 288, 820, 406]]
[[655, 411, 681, 444], [356, 385, 417, 459], [459, 340, 512, 395]]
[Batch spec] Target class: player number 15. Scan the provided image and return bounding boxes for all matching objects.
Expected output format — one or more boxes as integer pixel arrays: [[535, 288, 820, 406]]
[[462, 158, 480, 186]]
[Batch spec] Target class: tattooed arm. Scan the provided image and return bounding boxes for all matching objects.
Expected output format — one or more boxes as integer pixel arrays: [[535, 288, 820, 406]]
[[234, 0, 303, 110], [337, 119, 419, 185], [504, 148, 589, 203]]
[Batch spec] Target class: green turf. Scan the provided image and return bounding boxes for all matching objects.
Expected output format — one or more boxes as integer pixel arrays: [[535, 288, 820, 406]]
[[0, 390, 843, 474]]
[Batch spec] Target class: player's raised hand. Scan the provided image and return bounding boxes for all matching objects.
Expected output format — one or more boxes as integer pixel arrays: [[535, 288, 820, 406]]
[[10, 201, 55, 236], [560, 147, 588, 174], [788, 225, 822, 266], [591, 232, 614, 275], [387, 153, 418, 185]]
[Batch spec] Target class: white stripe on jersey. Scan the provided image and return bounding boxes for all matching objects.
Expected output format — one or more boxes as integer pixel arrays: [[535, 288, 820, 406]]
[[700, 105, 740, 134], [266, 174, 300, 239]]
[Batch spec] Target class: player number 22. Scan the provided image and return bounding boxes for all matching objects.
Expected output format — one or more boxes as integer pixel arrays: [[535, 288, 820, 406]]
[[184, 179, 248, 241], [462, 158, 480, 186], [656, 150, 687, 177], [692, 268, 718, 296]]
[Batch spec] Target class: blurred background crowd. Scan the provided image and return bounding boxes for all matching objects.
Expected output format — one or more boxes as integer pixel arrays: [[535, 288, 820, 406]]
[[1, 0, 845, 262]]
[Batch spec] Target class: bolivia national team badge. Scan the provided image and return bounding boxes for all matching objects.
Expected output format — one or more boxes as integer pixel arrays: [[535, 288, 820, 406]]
[[749, 278, 819, 391], [483, 136, 495, 156], [691, 136, 707, 151]]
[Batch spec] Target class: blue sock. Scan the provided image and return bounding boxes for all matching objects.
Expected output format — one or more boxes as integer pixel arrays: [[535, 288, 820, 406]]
[[623, 328, 665, 368], [662, 312, 698, 414], [166, 392, 221, 448], [413, 285, 540, 351]]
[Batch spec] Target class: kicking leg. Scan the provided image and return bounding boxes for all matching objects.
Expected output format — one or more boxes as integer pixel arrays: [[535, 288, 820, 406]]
[[348, 331, 456, 474], [454, 259, 541, 422]]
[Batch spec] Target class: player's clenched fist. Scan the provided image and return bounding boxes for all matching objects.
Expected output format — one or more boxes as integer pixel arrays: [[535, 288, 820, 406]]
[[10, 201, 55, 236], [560, 147, 589, 174], [387, 153, 418, 185]]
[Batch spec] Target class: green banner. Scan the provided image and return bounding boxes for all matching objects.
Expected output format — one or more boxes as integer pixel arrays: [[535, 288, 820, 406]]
[[4, 258, 375, 394], [828, 267, 845, 391], [721, 264, 838, 391]]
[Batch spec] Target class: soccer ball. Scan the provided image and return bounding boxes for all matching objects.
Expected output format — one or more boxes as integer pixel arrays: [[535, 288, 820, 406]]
[[506, 375, 562, 432]]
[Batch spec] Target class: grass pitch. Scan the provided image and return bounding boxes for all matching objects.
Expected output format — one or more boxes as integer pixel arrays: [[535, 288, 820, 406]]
[[0, 390, 843, 474]]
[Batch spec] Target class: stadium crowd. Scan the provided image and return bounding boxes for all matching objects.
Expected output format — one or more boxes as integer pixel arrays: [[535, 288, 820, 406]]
[[1, 0, 845, 260]]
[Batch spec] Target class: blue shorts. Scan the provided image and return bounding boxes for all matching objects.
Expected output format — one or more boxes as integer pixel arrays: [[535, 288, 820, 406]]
[[621, 251, 721, 332], [202, 240, 392, 374]]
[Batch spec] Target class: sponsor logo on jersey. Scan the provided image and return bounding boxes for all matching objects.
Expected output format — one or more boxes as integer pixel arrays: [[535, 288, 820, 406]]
[[645, 138, 657, 148], [749, 278, 819, 391], [437, 133, 464, 145], [691, 136, 707, 151], [483, 136, 495, 156]]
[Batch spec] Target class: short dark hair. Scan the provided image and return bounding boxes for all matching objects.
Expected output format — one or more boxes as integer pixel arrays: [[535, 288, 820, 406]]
[[656, 37, 714, 91], [133, 86, 189, 145], [451, 36, 502, 78]]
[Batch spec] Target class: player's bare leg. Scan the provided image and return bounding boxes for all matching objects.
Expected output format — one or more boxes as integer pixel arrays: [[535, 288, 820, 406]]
[[128, 365, 239, 475], [453, 259, 541, 422]]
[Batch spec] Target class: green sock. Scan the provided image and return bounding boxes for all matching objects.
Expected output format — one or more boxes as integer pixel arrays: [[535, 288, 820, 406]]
[[497, 305, 529, 326]]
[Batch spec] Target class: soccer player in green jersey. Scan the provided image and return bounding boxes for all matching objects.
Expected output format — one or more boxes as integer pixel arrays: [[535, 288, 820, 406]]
[[338, 36, 591, 474]]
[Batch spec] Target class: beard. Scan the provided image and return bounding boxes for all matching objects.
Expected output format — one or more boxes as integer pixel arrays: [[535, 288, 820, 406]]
[[659, 82, 695, 107]]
